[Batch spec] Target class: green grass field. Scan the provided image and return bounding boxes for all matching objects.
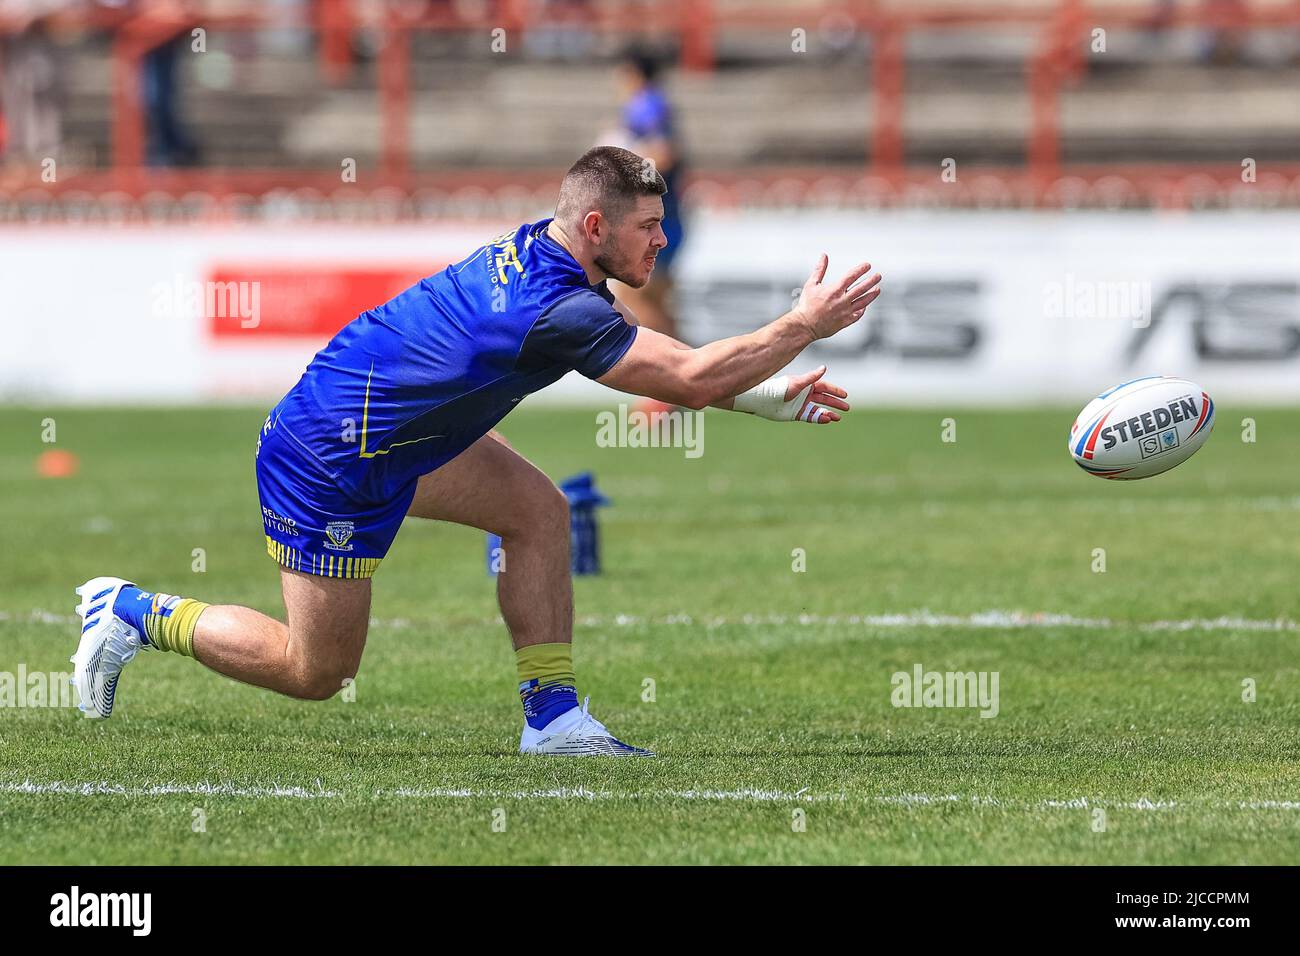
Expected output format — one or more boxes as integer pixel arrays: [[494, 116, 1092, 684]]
[[1, 404, 1298, 864]]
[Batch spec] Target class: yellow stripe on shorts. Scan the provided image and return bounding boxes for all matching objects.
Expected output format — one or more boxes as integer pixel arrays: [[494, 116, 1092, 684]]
[[265, 536, 380, 579]]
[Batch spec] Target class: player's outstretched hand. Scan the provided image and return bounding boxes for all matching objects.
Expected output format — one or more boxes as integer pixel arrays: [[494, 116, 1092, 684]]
[[793, 255, 881, 341], [786, 365, 850, 424]]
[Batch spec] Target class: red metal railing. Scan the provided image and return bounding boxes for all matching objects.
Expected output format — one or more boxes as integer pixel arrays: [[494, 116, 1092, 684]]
[[3, 0, 1299, 209]]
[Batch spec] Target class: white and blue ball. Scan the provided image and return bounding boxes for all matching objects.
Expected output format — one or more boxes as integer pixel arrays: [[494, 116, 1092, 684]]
[[1069, 376, 1215, 480]]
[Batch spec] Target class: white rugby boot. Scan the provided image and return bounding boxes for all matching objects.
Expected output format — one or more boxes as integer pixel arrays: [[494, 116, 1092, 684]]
[[519, 696, 655, 757], [70, 577, 147, 718]]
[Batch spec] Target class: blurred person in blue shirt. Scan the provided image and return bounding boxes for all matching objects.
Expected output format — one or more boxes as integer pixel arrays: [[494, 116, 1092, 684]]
[[605, 48, 687, 364]]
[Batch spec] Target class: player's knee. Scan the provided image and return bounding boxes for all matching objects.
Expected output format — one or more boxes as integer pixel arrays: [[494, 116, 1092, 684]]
[[297, 667, 357, 701], [502, 477, 568, 540], [293, 657, 359, 701], [533, 481, 570, 537]]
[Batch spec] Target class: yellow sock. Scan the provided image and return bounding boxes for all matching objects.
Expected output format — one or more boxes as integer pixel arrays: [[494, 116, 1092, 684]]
[[515, 643, 578, 728], [515, 642, 576, 688], [142, 596, 208, 658]]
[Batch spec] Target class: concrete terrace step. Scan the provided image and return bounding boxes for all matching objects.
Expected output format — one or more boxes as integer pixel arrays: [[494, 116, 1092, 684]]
[[47, 48, 1300, 168]]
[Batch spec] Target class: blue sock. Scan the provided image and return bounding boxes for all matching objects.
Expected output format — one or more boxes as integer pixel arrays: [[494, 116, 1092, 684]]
[[519, 680, 579, 730], [112, 585, 156, 644]]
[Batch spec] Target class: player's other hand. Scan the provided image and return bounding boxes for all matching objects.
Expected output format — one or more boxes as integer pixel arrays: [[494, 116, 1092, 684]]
[[787, 365, 850, 424], [793, 255, 881, 341]]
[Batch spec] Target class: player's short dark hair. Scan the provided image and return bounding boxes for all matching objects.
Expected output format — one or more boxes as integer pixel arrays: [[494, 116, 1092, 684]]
[[555, 146, 667, 226]]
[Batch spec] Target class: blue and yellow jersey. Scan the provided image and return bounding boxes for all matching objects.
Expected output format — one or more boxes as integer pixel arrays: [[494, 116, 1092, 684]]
[[269, 218, 637, 503]]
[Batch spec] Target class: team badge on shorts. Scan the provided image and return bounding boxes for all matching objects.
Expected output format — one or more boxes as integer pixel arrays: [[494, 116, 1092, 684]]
[[324, 521, 355, 552]]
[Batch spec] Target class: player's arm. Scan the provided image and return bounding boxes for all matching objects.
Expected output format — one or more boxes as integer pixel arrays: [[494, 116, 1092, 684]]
[[612, 294, 849, 422], [599, 255, 879, 412]]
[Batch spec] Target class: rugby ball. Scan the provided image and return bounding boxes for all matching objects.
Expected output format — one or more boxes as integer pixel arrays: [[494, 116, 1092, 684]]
[[1069, 376, 1215, 480]]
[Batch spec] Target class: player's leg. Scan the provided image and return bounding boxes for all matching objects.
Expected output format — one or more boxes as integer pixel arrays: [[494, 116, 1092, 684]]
[[178, 414, 395, 698], [70, 413, 393, 717], [189, 570, 371, 700], [70, 569, 371, 716], [407, 432, 652, 756], [408, 430, 572, 652]]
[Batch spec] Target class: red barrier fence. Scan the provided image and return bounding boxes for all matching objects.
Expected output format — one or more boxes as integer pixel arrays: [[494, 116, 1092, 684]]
[[3, 0, 1299, 213]]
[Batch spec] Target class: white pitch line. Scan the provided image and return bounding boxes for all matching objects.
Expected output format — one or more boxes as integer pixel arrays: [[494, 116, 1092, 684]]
[[388, 786, 844, 803], [5, 608, 1295, 633], [2, 780, 1296, 813], [0, 780, 834, 804], [571, 610, 1300, 634], [2, 779, 338, 799], [0, 610, 74, 626], [368, 610, 1297, 634]]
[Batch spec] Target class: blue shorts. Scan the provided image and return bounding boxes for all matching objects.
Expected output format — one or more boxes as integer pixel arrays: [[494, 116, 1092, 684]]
[[254, 416, 416, 579]]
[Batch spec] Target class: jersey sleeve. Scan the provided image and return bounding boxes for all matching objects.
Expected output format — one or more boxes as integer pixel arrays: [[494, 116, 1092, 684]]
[[522, 288, 638, 379]]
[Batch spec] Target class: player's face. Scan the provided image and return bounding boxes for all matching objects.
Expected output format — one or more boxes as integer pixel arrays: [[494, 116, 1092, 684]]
[[595, 196, 667, 288]]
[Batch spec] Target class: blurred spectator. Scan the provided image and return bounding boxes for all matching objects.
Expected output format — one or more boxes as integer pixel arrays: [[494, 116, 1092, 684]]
[[144, 28, 200, 166], [0, 0, 71, 166], [605, 47, 687, 345]]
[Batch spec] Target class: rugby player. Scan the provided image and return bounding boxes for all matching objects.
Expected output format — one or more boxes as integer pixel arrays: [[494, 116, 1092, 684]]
[[69, 146, 881, 756]]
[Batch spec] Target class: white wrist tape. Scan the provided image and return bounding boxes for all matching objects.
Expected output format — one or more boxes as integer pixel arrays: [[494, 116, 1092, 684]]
[[733, 375, 817, 421]]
